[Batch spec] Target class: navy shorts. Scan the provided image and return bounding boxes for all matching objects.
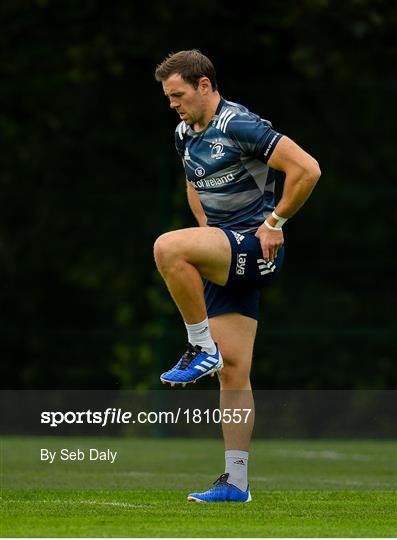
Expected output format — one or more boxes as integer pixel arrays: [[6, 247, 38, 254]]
[[204, 228, 284, 321]]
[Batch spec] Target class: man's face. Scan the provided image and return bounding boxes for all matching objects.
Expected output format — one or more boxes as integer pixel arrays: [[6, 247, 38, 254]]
[[162, 73, 206, 126]]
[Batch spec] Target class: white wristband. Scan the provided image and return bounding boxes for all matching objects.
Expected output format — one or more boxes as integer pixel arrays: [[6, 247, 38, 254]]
[[272, 211, 288, 227], [263, 219, 282, 231]]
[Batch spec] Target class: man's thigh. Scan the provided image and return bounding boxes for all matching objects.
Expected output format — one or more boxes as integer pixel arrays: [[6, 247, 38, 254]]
[[209, 312, 258, 376], [161, 226, 231, 285]]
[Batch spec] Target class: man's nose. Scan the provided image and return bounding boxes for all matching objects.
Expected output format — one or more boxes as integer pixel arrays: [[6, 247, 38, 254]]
[[170, 99, 179, 109]]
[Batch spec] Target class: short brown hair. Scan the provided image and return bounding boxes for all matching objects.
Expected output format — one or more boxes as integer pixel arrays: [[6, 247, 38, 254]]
[[155, 49, 218, 91]]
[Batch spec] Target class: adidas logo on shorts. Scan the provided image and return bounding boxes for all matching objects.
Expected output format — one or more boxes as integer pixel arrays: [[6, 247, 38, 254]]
[[231, 231, 245, 245], [257, 258, 276, 275]]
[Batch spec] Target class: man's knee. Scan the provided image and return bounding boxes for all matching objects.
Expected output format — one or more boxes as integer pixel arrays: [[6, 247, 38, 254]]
[[154, 232, 177, 266], [153, 230, 189, 272], [218, 361, 251, 390]]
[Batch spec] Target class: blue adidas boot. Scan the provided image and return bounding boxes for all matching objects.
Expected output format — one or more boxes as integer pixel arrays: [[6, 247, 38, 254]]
[[187, 473, 252, 503], [160, 343, 223, 387]]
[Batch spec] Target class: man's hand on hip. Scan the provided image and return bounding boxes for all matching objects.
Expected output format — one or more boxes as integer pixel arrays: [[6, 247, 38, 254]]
[[255, 225, 284, 262]]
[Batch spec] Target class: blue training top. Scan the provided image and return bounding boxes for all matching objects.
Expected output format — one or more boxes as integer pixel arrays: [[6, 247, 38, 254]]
[[175, 97, 283, 234]]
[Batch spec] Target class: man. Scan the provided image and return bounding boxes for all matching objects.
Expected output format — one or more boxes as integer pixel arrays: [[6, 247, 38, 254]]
[[154, 50, 320, 502]]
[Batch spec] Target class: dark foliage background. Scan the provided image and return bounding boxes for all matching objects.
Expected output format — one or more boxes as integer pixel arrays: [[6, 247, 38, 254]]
[[1, 0, 396, 389]]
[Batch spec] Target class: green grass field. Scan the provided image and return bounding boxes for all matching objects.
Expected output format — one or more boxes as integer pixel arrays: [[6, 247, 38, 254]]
[[1, 437, 396, 537]]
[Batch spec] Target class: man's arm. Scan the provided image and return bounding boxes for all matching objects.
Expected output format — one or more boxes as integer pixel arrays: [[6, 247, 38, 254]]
[[255, 135, 321, 261], [186, 180, 207, 227], [267, 136, 321, 219]]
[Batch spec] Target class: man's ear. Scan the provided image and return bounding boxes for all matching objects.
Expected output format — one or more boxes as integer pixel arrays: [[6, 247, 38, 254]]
[[198, 76, 212, 95]]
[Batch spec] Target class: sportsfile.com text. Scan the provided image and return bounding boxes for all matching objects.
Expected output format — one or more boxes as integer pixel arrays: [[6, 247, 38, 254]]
[[41, 408, 253, 427]]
